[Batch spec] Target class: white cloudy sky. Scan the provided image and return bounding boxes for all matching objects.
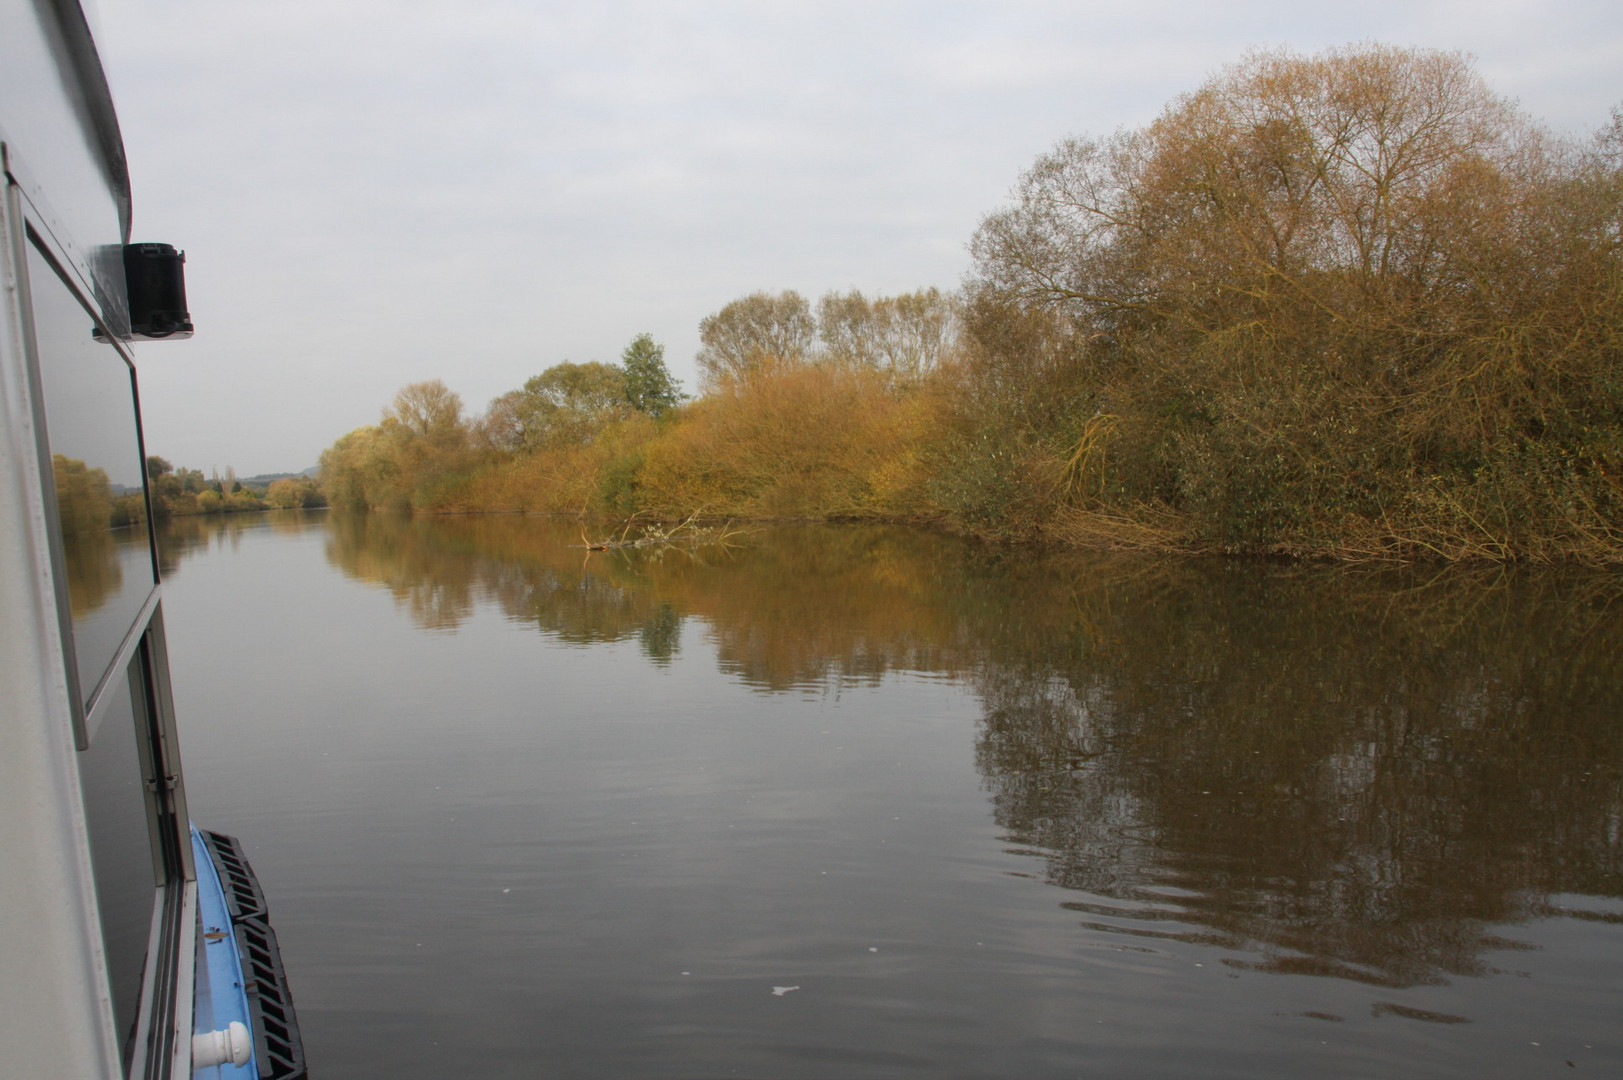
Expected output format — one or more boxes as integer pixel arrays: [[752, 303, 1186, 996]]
[[92, 0, 1622, 475]]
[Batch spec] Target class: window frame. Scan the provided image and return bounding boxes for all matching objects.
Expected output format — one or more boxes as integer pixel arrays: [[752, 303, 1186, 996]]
[[5, 174, 196, 1080], [16, 217, 161, 746]]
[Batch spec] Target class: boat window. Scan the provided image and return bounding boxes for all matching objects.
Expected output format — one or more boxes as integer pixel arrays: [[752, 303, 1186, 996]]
[[27, 238, 157, 711], [76, 656, 165, 1070]]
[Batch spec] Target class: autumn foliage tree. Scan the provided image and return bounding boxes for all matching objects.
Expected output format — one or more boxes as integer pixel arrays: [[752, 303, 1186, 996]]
[[480, 362, 629, 453], [817, 287, 958, 384], [313, 45, 1619, 560], [321, 380, 474, 511], [266, 476, 324, 509], [695, 291, 816, 387], [963, 44, 1623, 557]]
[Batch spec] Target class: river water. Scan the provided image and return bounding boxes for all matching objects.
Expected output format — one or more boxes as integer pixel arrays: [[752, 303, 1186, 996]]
[[151, 511, 1622, 1078]]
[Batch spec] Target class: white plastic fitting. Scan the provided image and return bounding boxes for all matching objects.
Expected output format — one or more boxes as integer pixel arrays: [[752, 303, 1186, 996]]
[[192, 1020, 252, 1068]]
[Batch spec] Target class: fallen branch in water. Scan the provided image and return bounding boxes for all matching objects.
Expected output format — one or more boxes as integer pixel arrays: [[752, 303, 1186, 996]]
[[574, 515, 748, 551]]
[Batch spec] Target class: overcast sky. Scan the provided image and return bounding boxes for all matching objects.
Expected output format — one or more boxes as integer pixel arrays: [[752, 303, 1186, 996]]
[[92, 0, 1622, 475]]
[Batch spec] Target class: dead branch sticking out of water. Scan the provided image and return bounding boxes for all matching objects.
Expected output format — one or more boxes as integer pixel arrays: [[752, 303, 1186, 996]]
[[575, 514, 748, 552]]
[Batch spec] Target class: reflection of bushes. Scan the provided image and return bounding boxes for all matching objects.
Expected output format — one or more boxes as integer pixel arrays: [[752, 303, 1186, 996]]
[[319, 512, 1623, 987], [324, 513, 479, 630], [154, 512, 310, 579], [52, 454, 115, 534], [52, 455, 125, 615], [59, 524, 121, 615], [323, 514, 967, 687], [662, 524, 964, 690], [967, 560, 1623, 987], [638, 603, 682, 666], [147, 458, 284, 518], [328, 514, 1623, 987], [323, 514, 699, 652]]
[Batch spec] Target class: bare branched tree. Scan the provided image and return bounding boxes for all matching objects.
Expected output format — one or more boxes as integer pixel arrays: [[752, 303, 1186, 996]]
[[695, 291, 815, 387], [818, 287, 959, 382]]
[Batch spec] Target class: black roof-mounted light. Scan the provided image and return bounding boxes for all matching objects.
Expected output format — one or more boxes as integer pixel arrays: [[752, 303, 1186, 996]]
[[124, 242, 192, 339]]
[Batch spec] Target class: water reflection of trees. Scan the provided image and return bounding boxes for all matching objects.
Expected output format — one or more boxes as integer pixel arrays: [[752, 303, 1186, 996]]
[[53, 454, 123, 614], [320, 513, 1623, 989], [154, 510, 317, 580], [966, 559, 1623, 987], [323, 514, 967, 685], [324, 513, 663, 641]]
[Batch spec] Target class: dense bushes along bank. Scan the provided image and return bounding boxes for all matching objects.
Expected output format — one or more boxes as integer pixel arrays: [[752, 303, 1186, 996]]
[[320, 46, 1623, 563]]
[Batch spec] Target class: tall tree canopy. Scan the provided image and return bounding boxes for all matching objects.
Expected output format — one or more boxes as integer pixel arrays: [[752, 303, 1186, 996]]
[[621, 334, 682, 416], [481, 362, 628, 452], [817, 287, 958, 381], [964, 44, 1622, 551], [321, 380, 474, 511], [695, 290, 815, 386], [383, 380, 465, 441]]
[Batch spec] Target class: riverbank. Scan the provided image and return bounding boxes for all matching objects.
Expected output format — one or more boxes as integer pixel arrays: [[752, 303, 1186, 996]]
[[320, 362, 1623, 565], [318, 47, 1622, 566]]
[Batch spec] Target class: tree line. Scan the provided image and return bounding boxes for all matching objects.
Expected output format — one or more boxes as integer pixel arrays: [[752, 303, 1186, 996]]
[[51, 454, 326, 534], [318, 45, 1622, 561], [143, 457, 326, 516]]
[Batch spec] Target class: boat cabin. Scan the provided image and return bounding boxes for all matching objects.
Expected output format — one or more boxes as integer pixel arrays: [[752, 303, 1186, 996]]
[[1, 2, 300, 1076]]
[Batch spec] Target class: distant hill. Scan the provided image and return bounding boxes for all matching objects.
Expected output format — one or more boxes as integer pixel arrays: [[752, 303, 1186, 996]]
[[242, 467, 320, 487]]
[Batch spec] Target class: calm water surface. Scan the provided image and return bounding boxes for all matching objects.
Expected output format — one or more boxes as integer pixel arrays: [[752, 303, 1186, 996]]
[[150, 513, 1622, 1078]]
